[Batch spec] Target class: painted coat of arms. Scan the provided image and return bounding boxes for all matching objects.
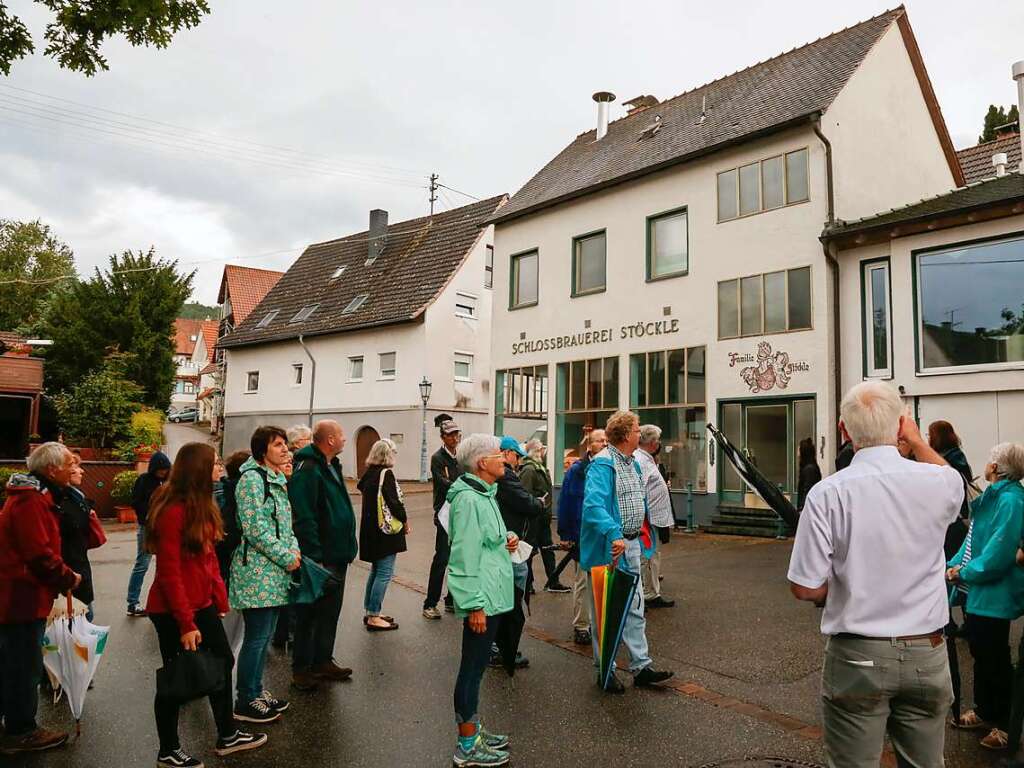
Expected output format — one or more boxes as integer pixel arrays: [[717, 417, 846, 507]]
[[740, 341, 793, 393]]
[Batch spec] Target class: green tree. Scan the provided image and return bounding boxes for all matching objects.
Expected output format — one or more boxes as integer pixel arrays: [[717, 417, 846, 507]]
[[42, 248, 194, 409], [0, 1, 210, 76], [179, 301, 218, 320], [0, 220, 75, 333], [52, 352, 142, 448], [979, 104, 1020, 143]]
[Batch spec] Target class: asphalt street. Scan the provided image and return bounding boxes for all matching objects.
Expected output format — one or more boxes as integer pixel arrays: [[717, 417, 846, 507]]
[[13, 486, 1013, 768]]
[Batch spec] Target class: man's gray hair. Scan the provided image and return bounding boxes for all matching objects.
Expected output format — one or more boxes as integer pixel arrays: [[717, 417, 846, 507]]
[[839, 381, 903, 449], [639, 424, 662, 445], [286, 424, 312, 447], [989, 442, 1024, 481], [366, 438, 398, 469], [457, 434, 501, 475], [27, 442, 71, 474], [523, 438, 544, 459]]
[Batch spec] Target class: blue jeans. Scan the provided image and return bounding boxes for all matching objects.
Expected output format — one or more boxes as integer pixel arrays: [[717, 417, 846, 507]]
[[0, 620, 46, 735], [587, 538, 652, 674], [126, 525, 152, 608], [363, 555, 396, 616], [236, 607, 279, 703]]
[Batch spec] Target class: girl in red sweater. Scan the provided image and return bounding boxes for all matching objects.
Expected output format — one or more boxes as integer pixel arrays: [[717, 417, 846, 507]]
[[145, 442, 267, 768]]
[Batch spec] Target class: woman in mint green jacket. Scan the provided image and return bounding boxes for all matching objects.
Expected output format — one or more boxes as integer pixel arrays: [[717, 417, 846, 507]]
[[947, 442, 1024, 749], [446, 434, 516, 768]]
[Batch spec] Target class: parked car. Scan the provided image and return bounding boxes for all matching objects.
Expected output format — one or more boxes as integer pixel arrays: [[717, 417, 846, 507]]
[[168, 407, 199, 423]]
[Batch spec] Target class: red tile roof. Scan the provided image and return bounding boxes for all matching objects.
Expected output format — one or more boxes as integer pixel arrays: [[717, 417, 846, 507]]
[[198, 321, 219, 363], [173, 319, 204, 355], [956, 133, 1022, 184], [217, 265, 284, 326], [199, 361, 219, 376]]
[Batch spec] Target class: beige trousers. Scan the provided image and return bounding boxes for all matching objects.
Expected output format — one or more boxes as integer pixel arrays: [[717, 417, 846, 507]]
[[571, 561, 589, 631], [640, 549, 661, 600]]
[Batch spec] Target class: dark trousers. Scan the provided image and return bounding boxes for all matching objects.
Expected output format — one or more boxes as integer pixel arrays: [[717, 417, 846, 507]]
[[1008, 630, 1024, 752], [965, 612, 1013, 729], [425, 520, 452, 610], [0, 619, 46, 736], [293, 566, 345, 672], [453, 615, 500, 723], [272, 604, 294, 647], [536, 515, 557, 582], [150, 607, 236, 753]]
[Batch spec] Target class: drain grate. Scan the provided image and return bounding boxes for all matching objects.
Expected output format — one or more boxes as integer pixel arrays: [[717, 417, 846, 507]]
[[694, 761, 822, 768]]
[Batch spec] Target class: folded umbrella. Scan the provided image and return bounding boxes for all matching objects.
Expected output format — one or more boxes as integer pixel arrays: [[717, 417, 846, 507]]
[[42, 594, 110, 735], [289, 558, 343, 605], [706, 423, 799, 528], [493, 586, 527, 678], [590, 563, 640, 690]]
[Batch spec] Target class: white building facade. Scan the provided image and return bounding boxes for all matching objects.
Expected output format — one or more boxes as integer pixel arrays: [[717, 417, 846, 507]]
[[488, 8, 963, 529], [220, 197, 505, 479]]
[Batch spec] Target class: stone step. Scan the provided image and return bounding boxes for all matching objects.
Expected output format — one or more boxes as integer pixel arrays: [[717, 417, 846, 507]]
[[703, 523, 794, 538], [715, 505, 782, 520], [710, 513, 784, 529]]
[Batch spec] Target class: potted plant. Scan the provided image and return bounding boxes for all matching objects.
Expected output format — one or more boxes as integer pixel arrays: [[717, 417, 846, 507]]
[[111, 470, 138, 523]]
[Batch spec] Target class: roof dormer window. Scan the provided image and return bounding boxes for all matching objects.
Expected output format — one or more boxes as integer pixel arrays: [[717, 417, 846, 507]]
[[330, 266, 347, 280], [290, 304, 319, 323], [255, 310, 279, 328], [342, 294, 368, 314]]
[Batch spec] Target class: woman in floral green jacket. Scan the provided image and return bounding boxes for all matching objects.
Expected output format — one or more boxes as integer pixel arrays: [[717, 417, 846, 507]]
[[229, 427, 300, 725]]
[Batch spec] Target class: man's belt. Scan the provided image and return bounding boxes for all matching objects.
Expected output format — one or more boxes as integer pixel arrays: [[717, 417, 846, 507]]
[[835, 630, 944, 647]]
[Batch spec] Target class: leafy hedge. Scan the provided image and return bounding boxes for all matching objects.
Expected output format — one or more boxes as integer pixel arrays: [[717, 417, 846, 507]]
[[111, 470, 138, 505]]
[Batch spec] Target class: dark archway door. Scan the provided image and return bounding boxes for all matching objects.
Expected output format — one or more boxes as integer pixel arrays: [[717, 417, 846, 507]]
[[355, 426, 381, 478]]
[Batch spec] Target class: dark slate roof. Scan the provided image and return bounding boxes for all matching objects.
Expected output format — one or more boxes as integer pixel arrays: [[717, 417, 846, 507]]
[[823, 172, 1024, 238], [957, 133, 1022, 184], [219, 195, 506, 349], [490, 8, 904, 224]]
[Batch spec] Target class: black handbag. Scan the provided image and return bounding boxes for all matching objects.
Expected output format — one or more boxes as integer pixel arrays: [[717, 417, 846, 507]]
[[156, 649, 226, 703]]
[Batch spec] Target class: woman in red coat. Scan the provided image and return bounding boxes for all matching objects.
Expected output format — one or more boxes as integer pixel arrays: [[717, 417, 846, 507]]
[[145, 442, 267, 768]]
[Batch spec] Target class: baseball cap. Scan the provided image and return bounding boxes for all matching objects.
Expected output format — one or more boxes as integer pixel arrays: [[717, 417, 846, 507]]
[[440, 419, 461, 435], [499, 436, 526, 457]]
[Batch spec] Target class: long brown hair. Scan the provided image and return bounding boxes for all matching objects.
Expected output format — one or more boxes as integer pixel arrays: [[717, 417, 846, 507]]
[[146, 442, 224, 554], [928, 420, 961, 453]]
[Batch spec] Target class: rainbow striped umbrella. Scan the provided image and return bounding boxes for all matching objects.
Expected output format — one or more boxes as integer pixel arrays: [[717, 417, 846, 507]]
[[590, 563, 640, 690]]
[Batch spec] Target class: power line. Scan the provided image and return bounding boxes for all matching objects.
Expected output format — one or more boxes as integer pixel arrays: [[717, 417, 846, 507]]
[[436, 183, 481, 201], [0, 82, 429, 178]]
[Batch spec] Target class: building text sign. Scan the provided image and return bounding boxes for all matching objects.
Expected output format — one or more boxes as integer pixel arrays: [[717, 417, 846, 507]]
[[511, 318, 680, 355], [730, 341, 810, 393]]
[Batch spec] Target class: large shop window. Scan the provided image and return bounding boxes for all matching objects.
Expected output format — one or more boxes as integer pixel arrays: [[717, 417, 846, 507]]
[[916, 235, 1024, 372], [647, 208, 689, 280], [717, 148, 809, 222], [494, 365, 548, 444], [630, 346, 707, 491], [555, 357, 618, 482], [510, 250, 539, 309], [718, 266, 812, 339], [861, 259, 892, 378], [572, 231, 607, 296]]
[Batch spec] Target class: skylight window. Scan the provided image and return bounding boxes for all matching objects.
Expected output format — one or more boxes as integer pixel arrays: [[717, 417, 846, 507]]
[[330, 265, 347, 280], [290, 304, 319, 323], [342, 294, 368, 314], [255, 309, 279, 328]]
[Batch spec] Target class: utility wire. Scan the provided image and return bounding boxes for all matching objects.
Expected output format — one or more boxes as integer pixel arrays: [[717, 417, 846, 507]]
[[0, 82, 428, 178], [436, 183, 481, 201]]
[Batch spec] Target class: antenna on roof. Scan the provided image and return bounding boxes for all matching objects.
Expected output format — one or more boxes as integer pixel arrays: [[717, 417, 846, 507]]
[[700, 95, 707, 124], [429, 173, 439, 215]]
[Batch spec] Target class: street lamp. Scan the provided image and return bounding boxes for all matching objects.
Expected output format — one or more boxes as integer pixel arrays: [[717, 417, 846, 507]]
[[419, 376, 432, 482]]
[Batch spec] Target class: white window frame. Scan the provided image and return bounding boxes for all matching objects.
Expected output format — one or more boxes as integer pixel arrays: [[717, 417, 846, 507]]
[[378, 351, 397, 380], [455, 292, 478, 319], [245, 370, 260, 393], [484, 245, 494, 289], [292, 363, 304, 386], [862, 260, 892, 379], [454, 351, 474, 383], [348, 356, 364, 382]]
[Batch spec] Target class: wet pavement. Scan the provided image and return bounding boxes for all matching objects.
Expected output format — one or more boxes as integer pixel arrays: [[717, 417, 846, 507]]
[[13, 490, 1012, 768]]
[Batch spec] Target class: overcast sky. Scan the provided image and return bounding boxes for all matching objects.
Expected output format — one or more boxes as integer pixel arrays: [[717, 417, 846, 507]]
[[1, 0, 1022, 305]]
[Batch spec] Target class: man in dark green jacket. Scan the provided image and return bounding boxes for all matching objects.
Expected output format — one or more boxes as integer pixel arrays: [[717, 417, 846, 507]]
[[288, 420, 357, 690]]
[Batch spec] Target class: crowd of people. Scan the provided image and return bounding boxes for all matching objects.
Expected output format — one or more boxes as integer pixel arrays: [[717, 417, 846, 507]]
[[1, 382, 1022, 767]]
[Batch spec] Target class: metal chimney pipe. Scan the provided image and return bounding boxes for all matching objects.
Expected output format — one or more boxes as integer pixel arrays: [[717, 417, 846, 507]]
[[593, 91, 616, 141], [1013, 61, 1024, 174], [993, 152, 1008, 177]]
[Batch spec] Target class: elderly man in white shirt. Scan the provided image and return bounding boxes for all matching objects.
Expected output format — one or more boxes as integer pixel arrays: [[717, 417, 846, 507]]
[[635, 425, 675, 609], [788, 381, 963, 768]]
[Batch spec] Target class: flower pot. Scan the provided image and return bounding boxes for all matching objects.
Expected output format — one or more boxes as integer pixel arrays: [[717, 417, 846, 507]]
[[115, 505, 137, 524]]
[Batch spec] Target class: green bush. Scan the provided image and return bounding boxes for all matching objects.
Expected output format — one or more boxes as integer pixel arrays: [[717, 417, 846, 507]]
[[53, 353, 142, 449], [115, 410, 165, 460], [111, 470, 137, 504]]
